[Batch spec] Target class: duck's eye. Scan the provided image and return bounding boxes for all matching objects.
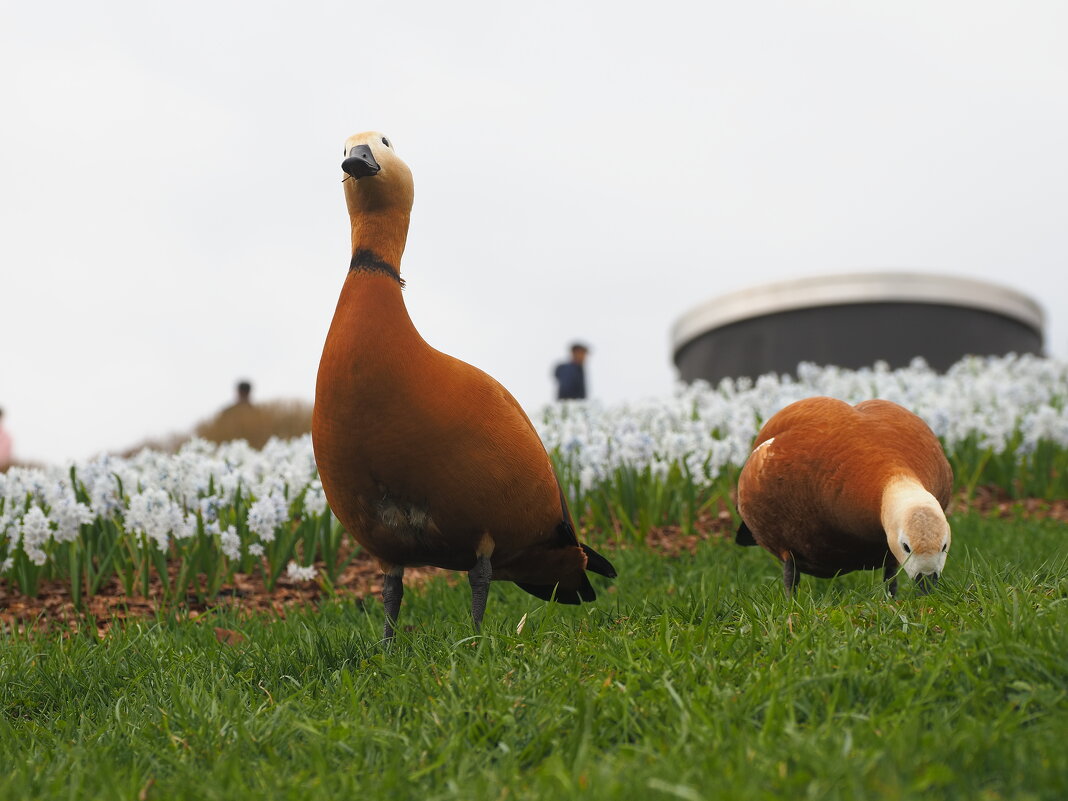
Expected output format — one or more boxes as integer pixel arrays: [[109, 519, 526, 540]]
[[942, 543, 948, 552], [902, 543, 912, 554], [382, 137, 391, 148]]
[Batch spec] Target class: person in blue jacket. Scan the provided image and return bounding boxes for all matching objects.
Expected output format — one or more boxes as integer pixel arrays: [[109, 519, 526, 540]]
[[553, 343, 589, 400]]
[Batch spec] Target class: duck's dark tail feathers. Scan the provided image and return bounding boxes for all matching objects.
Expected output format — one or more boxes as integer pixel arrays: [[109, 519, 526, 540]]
[[581, 543, 617, 578], [735, 520, 758, 546]]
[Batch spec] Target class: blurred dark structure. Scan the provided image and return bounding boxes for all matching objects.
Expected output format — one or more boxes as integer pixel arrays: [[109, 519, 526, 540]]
[[672, 272, 1045, 383]]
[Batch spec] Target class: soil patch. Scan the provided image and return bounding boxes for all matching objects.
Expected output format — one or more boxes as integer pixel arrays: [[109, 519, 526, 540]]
[[0, 551, 445, 637]]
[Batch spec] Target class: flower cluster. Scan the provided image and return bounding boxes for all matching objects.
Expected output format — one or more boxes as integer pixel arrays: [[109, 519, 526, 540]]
[[0, 354, 1065, 598], [0, 436, 329, 598], [538, 354, 1068, 494]]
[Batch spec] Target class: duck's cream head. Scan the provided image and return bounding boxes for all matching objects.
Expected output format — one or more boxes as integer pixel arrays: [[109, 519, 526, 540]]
[[342, 131, 414, 208], [341, 131, 414, 262], [882, 476, 951, 593]]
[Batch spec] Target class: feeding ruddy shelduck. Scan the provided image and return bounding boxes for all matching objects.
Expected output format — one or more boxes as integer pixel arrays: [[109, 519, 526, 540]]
[[312, 132, 616, 640], [735, 396, 953, 597]]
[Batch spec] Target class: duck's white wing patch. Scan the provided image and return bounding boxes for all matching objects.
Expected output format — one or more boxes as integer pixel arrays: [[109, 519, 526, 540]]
[[752, 437, 775, 454], [743, 436, 776, 480]]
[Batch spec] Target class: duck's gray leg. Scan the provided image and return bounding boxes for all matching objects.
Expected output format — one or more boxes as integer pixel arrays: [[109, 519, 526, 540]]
[[469, 554, 493, 632], [382, 569, 404, 641], [783, 553, 800, 598]]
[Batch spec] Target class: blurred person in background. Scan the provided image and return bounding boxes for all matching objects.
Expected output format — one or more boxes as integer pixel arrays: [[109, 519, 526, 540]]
[[232, 380, 253, 408], [213, 380, 255, 426], [553, 342, 589, 400], [196, 380, 259, 446], [0, 407, 13, 470], [194, 379, 312, 449]]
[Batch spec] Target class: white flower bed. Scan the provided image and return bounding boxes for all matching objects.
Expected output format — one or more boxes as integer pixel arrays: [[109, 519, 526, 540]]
[[1, 438, 324, 560], [538, 354, 1068, 491], [1, 354, 1065, 580]]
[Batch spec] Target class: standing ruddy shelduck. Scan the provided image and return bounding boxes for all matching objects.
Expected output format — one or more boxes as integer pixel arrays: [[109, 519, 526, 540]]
[[735, 396, 953, 597], [312, 132, 616, 639]]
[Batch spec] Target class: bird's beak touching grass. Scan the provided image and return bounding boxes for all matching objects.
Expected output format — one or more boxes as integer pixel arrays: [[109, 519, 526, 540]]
[[914, 572, 939, 595]]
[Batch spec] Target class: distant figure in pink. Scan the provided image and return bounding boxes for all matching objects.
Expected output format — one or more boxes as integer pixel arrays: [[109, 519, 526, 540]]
[[0, 407, 13, 471]]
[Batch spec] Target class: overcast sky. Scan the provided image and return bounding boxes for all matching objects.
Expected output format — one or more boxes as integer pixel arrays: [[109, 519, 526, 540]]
[[3, 0, 1067, 465]]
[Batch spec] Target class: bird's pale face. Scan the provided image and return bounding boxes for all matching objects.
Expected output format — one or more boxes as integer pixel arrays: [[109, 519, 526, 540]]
[[890, 505, 951, 591], [341, 131, 414, 214]]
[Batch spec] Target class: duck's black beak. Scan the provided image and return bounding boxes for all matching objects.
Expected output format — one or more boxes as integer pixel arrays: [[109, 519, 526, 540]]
[[342, 145, 380, 179], [915, 572, 939, 595]]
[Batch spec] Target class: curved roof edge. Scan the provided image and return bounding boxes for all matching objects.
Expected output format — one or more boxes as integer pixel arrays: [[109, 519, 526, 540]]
[[671, 271, 1046, 354]]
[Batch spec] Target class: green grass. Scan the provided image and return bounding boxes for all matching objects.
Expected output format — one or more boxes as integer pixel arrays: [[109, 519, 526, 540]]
[[2, 514, 1066, 801]]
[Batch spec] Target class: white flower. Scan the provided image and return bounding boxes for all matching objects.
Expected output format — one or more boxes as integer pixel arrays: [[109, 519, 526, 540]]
[[19, 506, 52, 566], [125, 488, 192, 551], [219, 526, 241, 560], [248, 543, 265, 557], [247, 494, 288, 543], [199, 496, 221, 524], [303, 482, 328, 516], [51, 496, 94, 543], [286, 561, 317, 582]]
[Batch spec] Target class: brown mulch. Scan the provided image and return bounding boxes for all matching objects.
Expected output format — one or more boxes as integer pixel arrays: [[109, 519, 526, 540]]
[[2, 487, 1065, 634], [0, 550, 445, 637], [958, 485, 1068, 523], [580, 498, 740, 559]]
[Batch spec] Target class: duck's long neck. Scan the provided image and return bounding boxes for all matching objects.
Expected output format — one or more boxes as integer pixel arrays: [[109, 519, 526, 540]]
[[331, 209, 418, 343], [880, 473, 948, 558], [880, 476, 940, 531], [350, 209, 410, 271]]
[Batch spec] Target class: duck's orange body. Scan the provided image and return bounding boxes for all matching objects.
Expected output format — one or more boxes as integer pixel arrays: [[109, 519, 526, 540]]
[[312, 132, 614, 637], [315, 281, 588, 584], [736, 396, 953, 595]]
